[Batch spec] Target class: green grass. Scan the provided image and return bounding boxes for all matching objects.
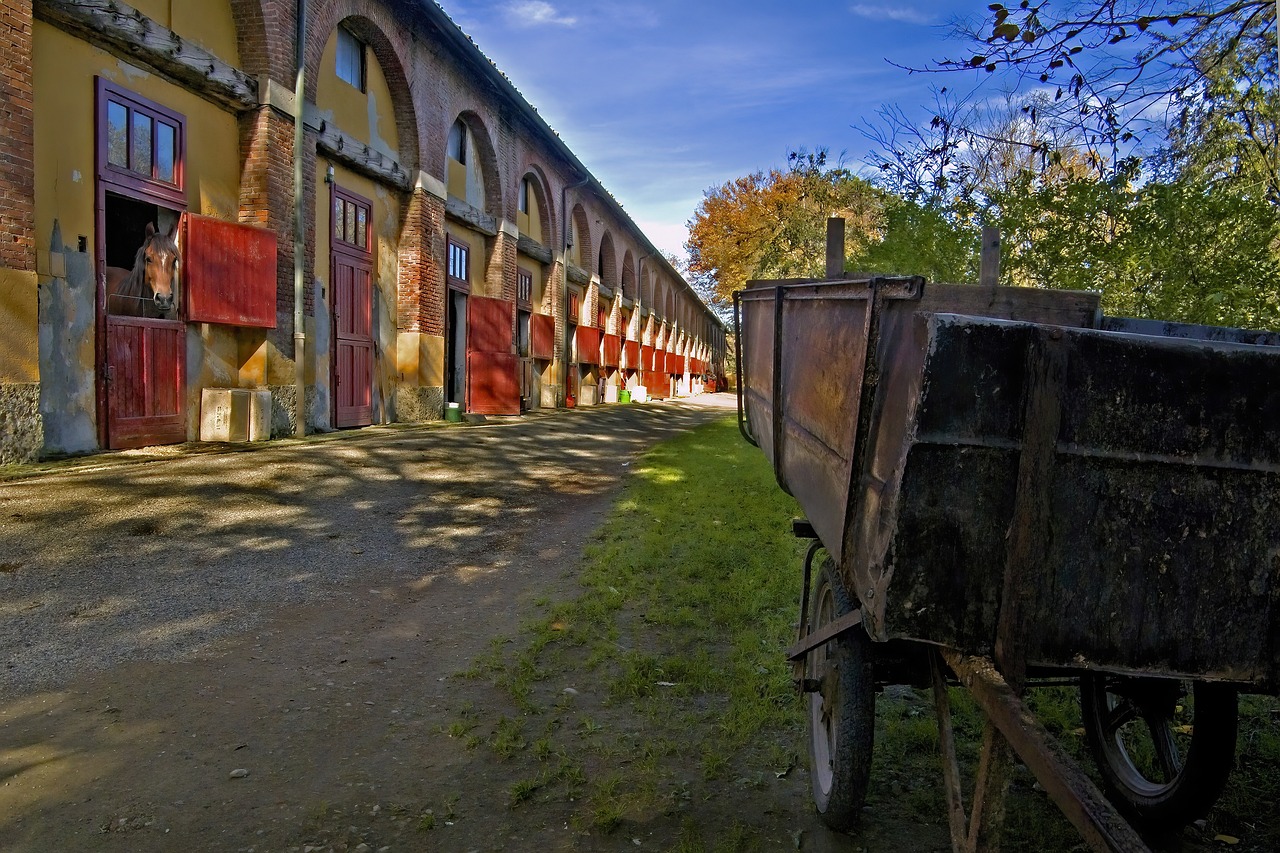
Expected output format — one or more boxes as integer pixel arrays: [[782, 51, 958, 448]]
[[450, 416, 807, 839]]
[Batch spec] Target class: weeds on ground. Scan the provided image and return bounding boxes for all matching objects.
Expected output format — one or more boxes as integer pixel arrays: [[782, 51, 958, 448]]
[[448, 416, 807, 840]]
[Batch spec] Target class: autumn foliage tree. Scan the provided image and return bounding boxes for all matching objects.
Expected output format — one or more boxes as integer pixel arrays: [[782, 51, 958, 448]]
[[685, 150, 884, 301]]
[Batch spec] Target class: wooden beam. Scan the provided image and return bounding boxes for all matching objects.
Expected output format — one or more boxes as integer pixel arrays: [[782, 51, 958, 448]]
[[444, 196, 497, 236], [566, 262, 589, 286], [312, 116, 413, 193], [979, 226, 1001, 289], [516, 234, 552, 265], [35, 0, 257, 113]]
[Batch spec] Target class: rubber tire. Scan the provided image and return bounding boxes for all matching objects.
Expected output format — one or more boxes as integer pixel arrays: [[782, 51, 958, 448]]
[[807, 558, 875, 831], [1080, 673, 1238, 829]]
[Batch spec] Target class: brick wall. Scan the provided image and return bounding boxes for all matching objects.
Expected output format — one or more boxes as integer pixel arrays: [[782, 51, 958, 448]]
[[0, 0, 34, 272]]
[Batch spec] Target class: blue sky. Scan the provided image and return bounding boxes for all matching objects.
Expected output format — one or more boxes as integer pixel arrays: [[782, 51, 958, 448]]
[[443, 1, 990, 258]]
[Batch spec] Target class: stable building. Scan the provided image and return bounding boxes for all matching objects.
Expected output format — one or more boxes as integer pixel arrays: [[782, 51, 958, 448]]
[[0, 0, 727, 463]]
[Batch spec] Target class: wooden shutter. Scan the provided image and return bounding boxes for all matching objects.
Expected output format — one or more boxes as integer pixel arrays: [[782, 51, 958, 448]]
[[575, 326, 601, 365], [601, 334, 621, 368], [466, 295, 519, 414], [183, 214, 278, 327], [530, 313, 555, 360]]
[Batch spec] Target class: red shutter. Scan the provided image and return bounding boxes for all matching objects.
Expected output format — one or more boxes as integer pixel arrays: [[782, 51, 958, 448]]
[[641, 345, 655, 372], [467, 296, 518, 414], [601, 333, 621, 367], [575, 326, 601, 365], [183, 214, 278, 327], [666, 352, 682, 374], [467, 351, 520, 415], [468, 295, 514, 353], [624, 340, 640, 370], [530, 313, 555, 360]]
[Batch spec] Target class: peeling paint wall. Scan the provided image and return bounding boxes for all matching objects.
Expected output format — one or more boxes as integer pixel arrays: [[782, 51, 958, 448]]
[[35, 226, 96, 456]]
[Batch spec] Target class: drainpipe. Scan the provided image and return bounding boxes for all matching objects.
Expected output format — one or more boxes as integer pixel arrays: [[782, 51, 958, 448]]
[[292, 0, 308, 437], [560, 176, 589, 404]]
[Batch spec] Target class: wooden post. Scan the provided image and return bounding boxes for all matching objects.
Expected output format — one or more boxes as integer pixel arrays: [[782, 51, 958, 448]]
[[825, 217, 845, 279], [979, 226, 1001, 289]]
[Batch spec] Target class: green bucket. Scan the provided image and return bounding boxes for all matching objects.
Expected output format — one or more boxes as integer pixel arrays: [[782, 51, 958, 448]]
[[445, 403, 462, 423], [619, 390, 631, 404]]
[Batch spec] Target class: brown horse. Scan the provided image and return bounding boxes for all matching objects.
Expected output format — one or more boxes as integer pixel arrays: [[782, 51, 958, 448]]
[[106, 222, 181, 318]]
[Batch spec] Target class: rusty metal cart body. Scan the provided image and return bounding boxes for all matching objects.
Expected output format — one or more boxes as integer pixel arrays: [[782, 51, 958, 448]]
[[734, 275, 1280, 851]]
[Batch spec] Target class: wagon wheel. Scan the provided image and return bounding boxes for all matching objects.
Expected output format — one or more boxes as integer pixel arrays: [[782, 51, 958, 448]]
[[1080, 673, 1238, 829], [806, 558, 875, 831]]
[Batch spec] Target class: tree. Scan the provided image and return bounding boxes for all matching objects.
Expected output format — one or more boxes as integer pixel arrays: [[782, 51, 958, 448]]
[[930, 1, 1277, 164], [685, 149, 885, 301], [1153, 21, 1279, 201]]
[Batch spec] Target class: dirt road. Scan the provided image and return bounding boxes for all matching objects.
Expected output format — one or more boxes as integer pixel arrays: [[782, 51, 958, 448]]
[[2, 397, 888, 852]]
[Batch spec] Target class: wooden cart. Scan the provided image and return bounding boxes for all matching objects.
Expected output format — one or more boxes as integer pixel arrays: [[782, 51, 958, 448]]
[[734, 272, 1280, 851]]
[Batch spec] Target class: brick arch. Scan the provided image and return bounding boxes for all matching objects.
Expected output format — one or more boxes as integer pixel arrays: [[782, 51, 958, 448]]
[[452, 110, 502, 215], [520, 164, 555, 249], [620, 249, 636, 301], [570, 203, 592, 271], [306, 2, 422, 172], [597, 231, 618, 291], [227, 0, 271, 79]]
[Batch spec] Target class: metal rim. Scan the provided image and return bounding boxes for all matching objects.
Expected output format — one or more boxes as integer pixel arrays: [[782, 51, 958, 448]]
[[1093, 677, 1187, 797], [809, 580, 838, 797]]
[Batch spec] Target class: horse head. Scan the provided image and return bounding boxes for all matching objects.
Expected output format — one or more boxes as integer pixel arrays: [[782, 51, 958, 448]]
[[141, 222, 180, 315]]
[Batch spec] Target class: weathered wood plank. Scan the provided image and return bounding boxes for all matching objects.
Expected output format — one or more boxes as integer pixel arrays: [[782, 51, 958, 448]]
[[444, 196, 498, 236], [35, 0, 257, 113], [311, 116, 413, 193], [566, 262, 589, 285], [516, 234, 552, 265]]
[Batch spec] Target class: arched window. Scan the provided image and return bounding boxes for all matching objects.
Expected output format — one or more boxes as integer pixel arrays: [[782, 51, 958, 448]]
[[447, 119, 467, 165]]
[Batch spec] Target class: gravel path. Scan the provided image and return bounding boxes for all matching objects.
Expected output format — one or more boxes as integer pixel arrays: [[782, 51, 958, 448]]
[[1, 399, 733, 697]]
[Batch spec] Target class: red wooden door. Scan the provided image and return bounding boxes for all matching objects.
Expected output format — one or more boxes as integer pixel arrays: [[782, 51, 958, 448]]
[[466, 295, 519, 415], [106, 316, 186, 449], [333, 253, 373, 427]]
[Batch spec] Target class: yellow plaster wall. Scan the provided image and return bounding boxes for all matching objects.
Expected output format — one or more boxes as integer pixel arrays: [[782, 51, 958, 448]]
[[33, 23, 242, 270], [395, 332, 444, 387], [127, 0, 240, 66], [447, 159, 466, 200], [316, 28, 400, 161], [0, 269, 39, 382]]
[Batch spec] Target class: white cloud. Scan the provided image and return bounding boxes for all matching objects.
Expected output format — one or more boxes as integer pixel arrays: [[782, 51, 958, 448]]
[[849, 4, 933, 25], [504, 1, 578, 28]]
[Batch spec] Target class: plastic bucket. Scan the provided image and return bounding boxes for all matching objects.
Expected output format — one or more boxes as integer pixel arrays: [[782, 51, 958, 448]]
[[445, 402, 462, 422]]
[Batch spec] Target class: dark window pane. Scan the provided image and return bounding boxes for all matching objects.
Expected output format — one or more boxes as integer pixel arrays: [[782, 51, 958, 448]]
[[356, 206, 367, 249], [155, 122, 176, 183], [107, 102, 129, 168], [131, 112, 152, 175], [345, 202, 356, 246], [334, 198, 345, 241]]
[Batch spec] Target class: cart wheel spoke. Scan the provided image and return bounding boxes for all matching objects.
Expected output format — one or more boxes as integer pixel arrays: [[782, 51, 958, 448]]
[[1105, 695, 1141, 734], [1145, 713, 1182, 783], [1081, 674, 1238, 830]]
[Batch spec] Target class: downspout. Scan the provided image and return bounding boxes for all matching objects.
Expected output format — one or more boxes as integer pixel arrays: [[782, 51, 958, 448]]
[[292, 0, 308, 437], [560, 176, 589, 404]]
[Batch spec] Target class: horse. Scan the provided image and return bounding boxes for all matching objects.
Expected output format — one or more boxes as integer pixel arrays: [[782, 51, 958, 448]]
[[106, 222, 181, 319]]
